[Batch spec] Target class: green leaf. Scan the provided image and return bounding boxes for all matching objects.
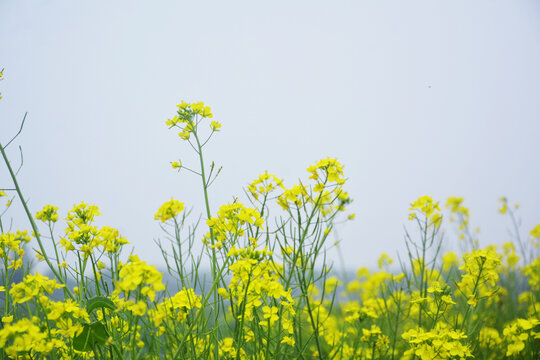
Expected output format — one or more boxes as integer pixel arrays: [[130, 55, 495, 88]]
[[73, 324, 92, 352], [73, 322, 109, 352], [90, 322, 109, 345], [86, 296, 116, 314]]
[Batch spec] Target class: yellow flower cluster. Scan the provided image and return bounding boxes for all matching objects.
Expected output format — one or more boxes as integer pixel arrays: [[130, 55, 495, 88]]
[[277, 158, 351, 217], [59, 202, 128, 257], [218, 337, 246, 359], [409, 195, 442, 225], [277, 184, 309, 210], [478, 326, 502, 349], [35, 204, 59, 223], [42, 298, 89, 339], [445, 196, 473, 243], [498, 196, 508, 214], [445, 197, 469, 224], [307, 158, 346, 185], [220, 255, 296, 346], [502, 318, 540, 356], [114, 255, 165, 301], [154, 198, 184, 223], [205, 202, 263, 249], [501, 241, 520, 268], [0, 230, 31, 270], [402, 323, 473, 360], [530, 223, 540, 248], [149, 288, 202, 333], [247, 171, 285, 201], [62, 202, 101, 253], [9, 273, 64, 304], [98, 225, 130, 254], [165, 100, 218, 140], [530, 223, 540, 238], [0, 318, 63, 359], [457, 247, 502, 306]]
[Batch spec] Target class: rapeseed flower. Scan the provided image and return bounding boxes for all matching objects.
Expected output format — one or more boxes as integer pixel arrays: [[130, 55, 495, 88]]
[[9, 273, 64, 304], [0, 318, 63, 358], [503, 318, 540, 356], [402, 323, 472, 360], [115, 255, 165, 301], [35, 204, 59, 223], [247, 171, 285, 200], [409, 195, 442, 225], [154, 198, 184, 223]]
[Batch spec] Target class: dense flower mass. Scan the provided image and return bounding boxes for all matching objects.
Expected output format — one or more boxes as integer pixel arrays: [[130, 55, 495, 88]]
[[165, 100, 217, 141], [114, 255, 166, 301], [9, 273, 64, 304], [154, 198, 185, 223], [1, 98, 539, 359], [205, 202, 263, 249], [0, 318, 63, 358], [402, 323, 473, 360], [0, 230, 31, 270], [409, 195, 442, 225], [36, 204, 59, 223]]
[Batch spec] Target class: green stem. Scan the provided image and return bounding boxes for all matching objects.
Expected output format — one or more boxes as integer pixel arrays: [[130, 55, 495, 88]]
[[190, 119, 221, 357], [0, 143, 74, 300]]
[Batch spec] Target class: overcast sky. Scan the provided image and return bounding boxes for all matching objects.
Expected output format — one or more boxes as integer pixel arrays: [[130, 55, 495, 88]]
[[1, 1, 539, 270]]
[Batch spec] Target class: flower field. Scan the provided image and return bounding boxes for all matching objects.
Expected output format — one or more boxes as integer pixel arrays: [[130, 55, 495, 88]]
[[1, 94, 539, 359]]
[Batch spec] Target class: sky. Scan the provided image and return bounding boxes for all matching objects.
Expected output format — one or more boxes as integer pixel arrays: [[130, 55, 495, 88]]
[[1, 0, 539, 271]]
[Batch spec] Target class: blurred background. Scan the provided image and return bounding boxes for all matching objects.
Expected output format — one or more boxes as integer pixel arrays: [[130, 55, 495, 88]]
[[1, 0, 539, 270]]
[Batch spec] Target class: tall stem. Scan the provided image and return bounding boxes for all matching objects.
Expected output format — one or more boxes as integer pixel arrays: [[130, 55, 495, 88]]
[[191, 119, 220, 357], [0, 142, 74, 300]]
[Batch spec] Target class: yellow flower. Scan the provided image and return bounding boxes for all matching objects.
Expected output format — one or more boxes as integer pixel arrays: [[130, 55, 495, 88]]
[[210, 120, 221, 131], [277, 184, 309, 210], [503, 318, 540, 356], [247, 171, 285, 200], [98, 226, 129, 253], [9, 273, 64, 304], [377, 253, 393, 269], [260, 305, 279, 326], [409, 195, 441, 224], [498, 197, 508, 214], [178, 131, 190, 140], [402, 323, 472, 359], [115, 255, 165, 301], [307, 158, 345, 185], [361, 324, 382, 342], [442, 251, 459, 272], [206, 202, 263, 243], [154, 198, 185, 223], [0, 318, 60, 358], [171, 160, 182, 170], [530, 223, 540, 239], [35, 204, 59, 223], [281, 336, 295, 346], [128, 301, 148, 316]]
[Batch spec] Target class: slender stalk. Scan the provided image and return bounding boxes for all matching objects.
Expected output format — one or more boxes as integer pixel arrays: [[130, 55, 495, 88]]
[[0, 142, 74, 300]]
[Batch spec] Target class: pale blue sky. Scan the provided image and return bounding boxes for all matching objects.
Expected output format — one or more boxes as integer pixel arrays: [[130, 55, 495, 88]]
[[1, 1, 539, 269]]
